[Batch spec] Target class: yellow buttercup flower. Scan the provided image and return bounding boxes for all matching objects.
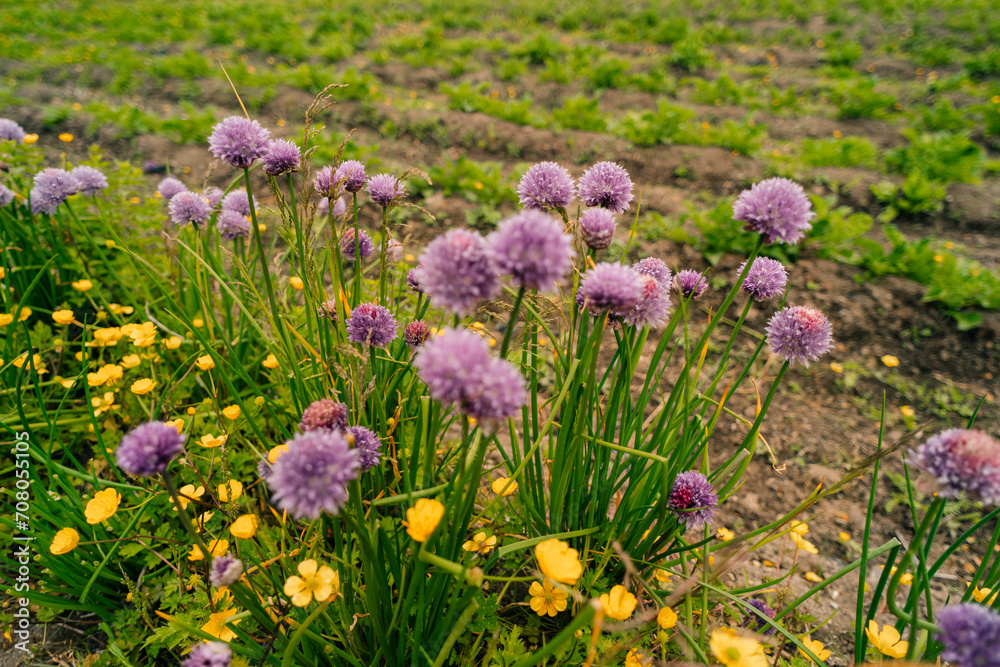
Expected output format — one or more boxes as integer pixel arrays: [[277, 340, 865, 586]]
[[462, 532, 497, 556], [0, 313, 12, 326], [50, 527, 81, 555], [199, 433, 226, 448], [121, 354, 141, 369], [654, 567, 674, 584], [128, 322, 157, 347], [13, 353, 46, 374], [717, 527, 735, 541], [890, 567, 913, 586], [99, 363, 123, 385], [58, 133, 73, 142], [805, 571, 823, 583], [193, 318, 205, 329], [491, 477, 517, 496], [218, 480, 243, 502], [799, 636, 831, 662], [164, 336, 182, 350], [790, 520, 809, 535], [900, 405, 915, 418], [790, 532, 818, 555], [72, 279, 94, 292], [865, 620, 908, 658], [839, 531, 851, 542], [405, 498, 444, 542], [657, 606, 678, 629], [535, 538, 583, 585], [130, 378, 156, 395], [23, 133, 39, 144], [60, 377, 75, 388], [290, 276, 304, 290], [258, 223, 266, 232], [222, 404, 241, 420], [93, 327, 123, 346], [108, 303, 134, 316], [230, 514, 259, 539], [284, 559, 339, 607], [52, 309, 75, 325], [90, 392, 120, 416], [268, 444, 289, 463], [528, 579, 568, 617], [195, 355, 215, 371], [188, 538, 228, 561], [829, 361, 844, 373], [262, 353, 279, 369], [710, 628, 767, 667], [624, 649, 648, 667], [85, 488, 121, 524], [173, 484, 204, 511], [969, 583, 999, 604], [599, 585, 637, 620], [881, 354, 899, 368], [202, 609, 240, 641], [18, 306, 32, 322]]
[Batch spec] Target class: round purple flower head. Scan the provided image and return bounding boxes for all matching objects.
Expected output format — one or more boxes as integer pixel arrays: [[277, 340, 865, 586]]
[[0, 183, 14, 208], [341, 228, 375, 262], [909, 429, 1000, 504], [262, 139, 301, 176], [208, 115, 270, 169], [267, 429, 360, 519], [30, 168, 80, 215], [0, 119, 26, 142], [733, 178, 815, 245], [116, 421, 186, 477], [765, 305, 833, 367], [517, 161, 575, 211], [346, 302, 398, 348], [673, 269, 708, 300], [316, 298, 338, 322], [221, 188, 254, 217], [576, 262, 644, 316], [579, 208, 617, 250], [936, 603, 1000, 667], [404, 321, 431, 348], [314, 165, 337, 197], [487, 210, 574, 292], [216, 209, 251, 240], [257, 456, 273, 481], [299, 399, 348, 432], [741, 599, 777, 635], [70, 166, 108, 195], [157, 176, 187, 200], [182, 641, 232, 667], [578, 161, 634, 213], [634, 257, 671, 286], [209, 554, 244, 588], [169, 191, 212, 227], [334, 160, 367, 193], [407, 266, 424, 294], [201, 186, 224, 208], [668, 470, 718, 529], [739, 256, 788, 301], [347, 426, 382, 471], [367, 173, 406, 208], [418, 229, 500, 316], [621, 272, 672, 329]]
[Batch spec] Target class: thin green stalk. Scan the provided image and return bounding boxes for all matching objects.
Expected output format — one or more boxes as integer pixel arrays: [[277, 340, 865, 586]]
[[499, 285, 526, 359]]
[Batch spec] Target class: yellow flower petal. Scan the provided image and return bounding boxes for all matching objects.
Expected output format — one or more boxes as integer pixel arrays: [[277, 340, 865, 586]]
[[405, 498, 444, 542], [130, 378, 156, 395], [535, 538, 583, 585], [85, 488, 121, 524], [491, 477, 517, 496], [657, 606, 678, 629], [218, 480, 243, 502], [50, 527, 81, 555], [230, 514, 259, 539]]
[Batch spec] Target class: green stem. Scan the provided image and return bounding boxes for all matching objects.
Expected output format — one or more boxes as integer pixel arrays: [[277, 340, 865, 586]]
[[499, 285, 527, 359], [885, 496, 945, 635]]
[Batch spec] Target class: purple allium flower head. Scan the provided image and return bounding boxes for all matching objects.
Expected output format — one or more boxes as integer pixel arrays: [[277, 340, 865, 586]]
[[739, 256, 788, 301], [182, 641, 232, 667], [765, 305, 833, 367], [70, 166, 108, 195], [367, 173, 406, 208], [0, 119, 26, 142], [418, 229, 500, 315], [578, 161, 634, 213], [341, 228, 375, 262], [257, 456, 273, 481], [732, 177, 815, 245], [314, 166, 337, 197], [487, 210, 574, 292], [673, 269, 708, 300], [621, 272, 672, 329], [30, 168, 80, 215], [0, 183, 14, 208], [216, 209, 251, 240], [741, 599, 777, 635], [267, 429, 360, 519], [579, 208, 617, 250], [936, 603, 1000, 667], [318, 195, 347, 217], [316, 298, 338, 321], [201, 186, 224, 207], [668, 470, 718, 529], [633, 257, 671, 286], [261, 139, 301, 176], [517, 161, 575, 211], [407, 266, 424, 294], [909, 429, 1000, 504], [346, 303, 397, 347], [404, 321, 432, 348], [169, 191, 212, 227], [116, 421, 186, 477], [299, 399, 348, 432], [347, 426, 382, 471], [334, 160, 366, 193], [220, 188, 255, 217], [387, 238, 403, 262], [157, 176, 187, 200], [465, 357, 529, 423], [209, 554, 244, 588], [208, 115, 270, 169], [576, 262, 644, 316]]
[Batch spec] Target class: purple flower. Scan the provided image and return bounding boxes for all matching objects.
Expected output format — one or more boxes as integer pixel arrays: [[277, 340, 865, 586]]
[[367, 173, 406, 208], [314, 166, 337, 197], [418, 229, 500, 316], [0, 119, 26, 142], [732, 178, 815, 245], [30, 168, 80, 215], [346, 303, 397, 347], [668, 470, 718, 529], [220, 188, 255, 217], [407, 267, 424, 294], [317, 298, 338, 321], [299, 399, 348, 432], [517, 161, 575, 211], [633, 257, 671, 286], [576, 262, 644, 316], [182, 641, 232, 667], [741, 599, 777, 635], [116, 421, 186, 477], [266, 429, 360, 519], [621, 272, 672, 329], [262, 139, 301, 176], [208, 115, 270, 169], [209, 554, 244, 588], [579, 208, 617, 250], [318, 195, 347, 217], [0, 183, 14, 208], [673, 269, 708, 300], [334, 160, 366, 193], [201, 186, 224, 207], [216, 209, 251, 240], [487, 210, 574, 292], [157, 176, 187, 200], [578, 162, 634, 213], [740, 257, 788, 301], [909, 429, 1000, 504], [347, 426, 382, 471], [257, 456, 273, 481], [936, 603, 1000, 667], [404, 321, 431, 348], [169, 191, 212, 227], [70, 166, 108, 195], [341, 228, 375, 261], [765, 305, 833, 367]]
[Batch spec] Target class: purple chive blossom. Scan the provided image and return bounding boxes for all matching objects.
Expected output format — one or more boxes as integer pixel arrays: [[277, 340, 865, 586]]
[[732, 177, 815, 245], [182, 641, 232, 667], [634, 257, 671, 286], [668, 470, 718, 529], [765, 305, 834, 367], [346, 303, 398, 348], [418, 229, 500, 315], [0, 183, 14, 208], [465, 358, 529, 422], [621, 272, 672, 329], [909, 429, 1000, 504], [318, 195, 347, 217], [169, 191, 212, 227], [579, 208, 617, 250], [0, 119, 26, 142], [116, 421, 186, 477], [404, 321, 431, 348], [157, 176, 187, 200], [299, 399, 349, 432], [201, 186, 224, 207], [387, 238, 403, 262], [341, 228, 375, 261], [576, 262, 644, 316], [487, 210, 575, 292], [221, 188, 255, 217], [314, 166, 336, 197], [216, 209, 251, 240], [262, 139, 301, 176], [208, 116, 270, 169], [347, 426, 382, 471], [936, 603, 1000, 667], [367, 173, 406, 208], [517, 161, 575, 211], [407, 267, 424, 294], [209, 554, 244, 588], [673, 269, 708, 300], [739, 257, 788, 301], [334, 160, 367, 193], [257, 456, 273, 481], [741, 599, 777, 635], [577, 161, 634, 213], [30, 168, 80, 215], [70, 166, 108, 195], [316, 298, 338, 321], [266, 429, 360, 519]]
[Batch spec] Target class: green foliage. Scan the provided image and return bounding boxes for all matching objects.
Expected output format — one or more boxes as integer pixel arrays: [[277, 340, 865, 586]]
[[872, 171, 947, 218], [886, 129, 985, 184], [618, 100, 695, 146], [800, 136, 880, 169], [832, 80, 897, 119], [822, 41, 863, 67], [552, 95, 607, 132], [441, 81, 538, 126]]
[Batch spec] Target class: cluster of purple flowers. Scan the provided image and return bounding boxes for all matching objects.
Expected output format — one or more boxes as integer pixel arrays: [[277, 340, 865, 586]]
[[158, 176, 187, 200], [299, 399, 349, 432], [208, 116, 270, 169], [318, 195, 348, 218], [115, 421, 187, 477], [576, 262, 643, 317], [404, 321, 431, 348], [30, 168, 80, 215], [741, 599, 777, 635], [668, 470, 718, 529], [261, 139, 301, 176], [619, 258, 672, 329], [733, 177, 815, 245], [486, 210, 574, 293], [0, 183, 13, 208], [765, 305, 833, 366], [418, 229, 500, 316], [209, 554, 243, 588], [169, 191, 212, 227], [341, 228, 375, 261], [71, 166, 109, 195], [0, 118, 26, 142], [909, 429, 1000, 504], [346, 302, 398, 348], [182, 641, 232, 667], [936, 603, 1000, 667], [367, 173, 406, 208], [579, 208, 616, 250], [517, 162, 575, 211], [673, 270, 708, 300], [740, 256, 788, 302]]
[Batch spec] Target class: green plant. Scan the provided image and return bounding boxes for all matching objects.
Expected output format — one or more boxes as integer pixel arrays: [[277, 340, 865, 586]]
[[552, 96, 607, 132], [832, 80, 897, 119], [800, 136, 880, 169], [886, 129, 985, 184]]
